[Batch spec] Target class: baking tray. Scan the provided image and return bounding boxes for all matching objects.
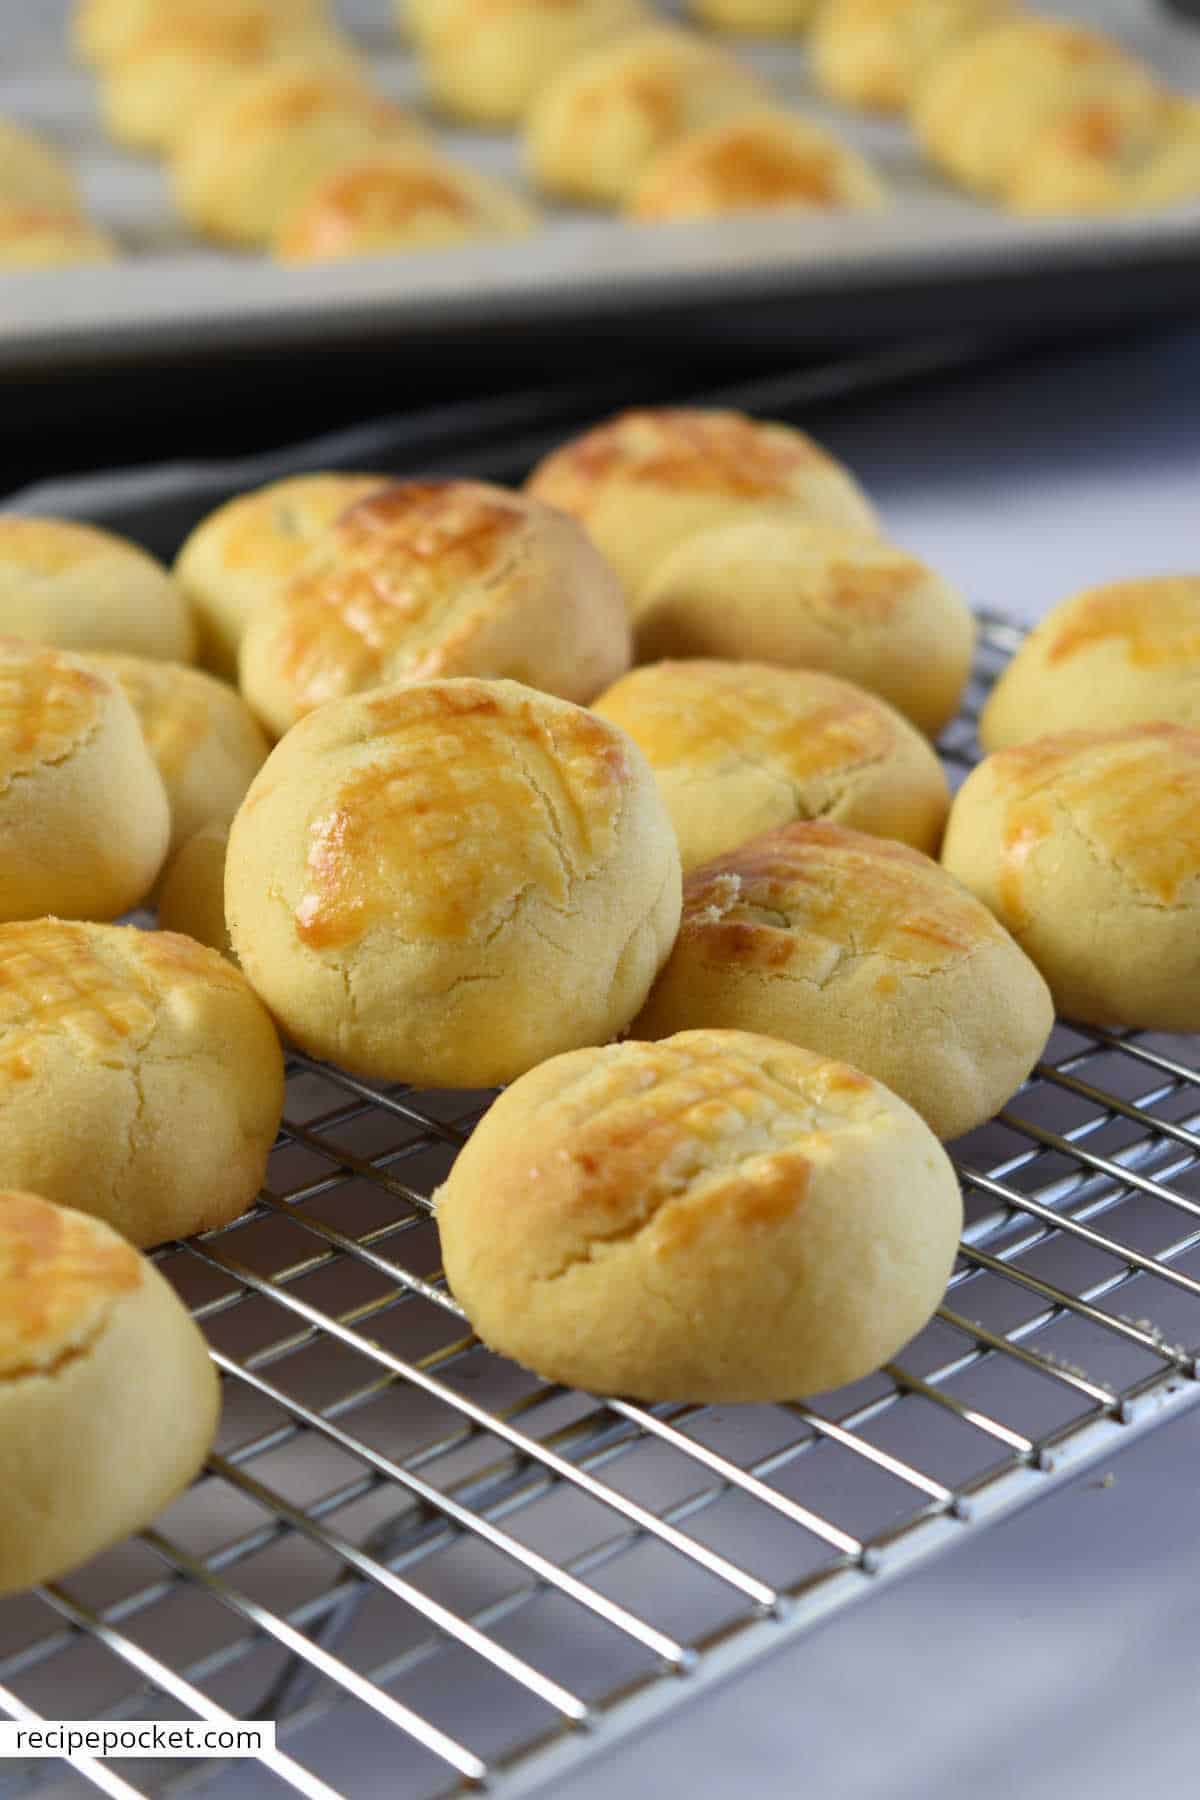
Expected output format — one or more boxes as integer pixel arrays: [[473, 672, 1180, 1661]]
[[2, 0, 1200, 378], [1, 385, 1200, 1800]]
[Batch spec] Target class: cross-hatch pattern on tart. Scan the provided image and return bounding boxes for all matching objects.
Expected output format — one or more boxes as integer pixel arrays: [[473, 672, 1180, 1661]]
[[1046, 579, 1200, 668], [274, 483, 531, 711], [0, 1191, 140, 1380], [208, 477, 387, 578], [680, 826, 1002, 983], [0, 922, 245, 1082], [0, 643, 106, 784], [602, 663, 895, 781], [536, 408, 840, 503], [993, 725, 1200, 918], [527, 1036, 890, 1274], [294, 686, 631, 949]]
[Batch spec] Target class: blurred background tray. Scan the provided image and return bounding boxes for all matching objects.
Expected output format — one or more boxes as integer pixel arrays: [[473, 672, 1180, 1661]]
[[3, 0, 1200, 393]]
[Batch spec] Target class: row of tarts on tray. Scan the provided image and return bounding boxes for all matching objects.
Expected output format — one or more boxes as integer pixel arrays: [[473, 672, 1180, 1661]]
[[1, 401, 1197, 1595], [6, 0, 1200, 269]]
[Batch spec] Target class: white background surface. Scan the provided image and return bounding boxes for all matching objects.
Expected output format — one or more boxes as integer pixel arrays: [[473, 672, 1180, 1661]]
[[542, 322, 1200, 1800]]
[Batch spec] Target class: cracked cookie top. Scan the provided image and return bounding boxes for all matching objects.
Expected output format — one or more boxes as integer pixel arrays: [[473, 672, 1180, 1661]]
[[0, 638, 109, 787], [440, 1028, 891, 1277], [674, 821, 1006, 979], [233, 678, 637, 951], [979, 723, 1200, 915], [595, 658, 896, 777], [593, 659, 949, 869], [0, 919, 248, 1085], [0, 1190, 140, 1381]]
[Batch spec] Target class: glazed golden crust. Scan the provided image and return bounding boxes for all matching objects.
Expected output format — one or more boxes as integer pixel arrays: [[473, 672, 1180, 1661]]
[[73, 0, 329, 66], [981, 577, 1200, 749], [688, 0, 815, 36], [0, 920, 283, 1246], [593, 659, 950, 869], [419, 0, 650, 126], [0, 640, 106, 782], [172, 61, 429, 245], [174, 472, 388, 679], [525, 406, 879, 602], [0, 1189, 139, 1379], [83, 654, 270, 856], [1006, 93, 1200, 214], [226, 677, 681, 1084], [912, 17, 1159, 197], [156, 824, 236, 961], [0, 517, 194, 661], [0, 207, 117, 269], [238, 480, 631, 737], [274, 151, 538, 260], [811, 0, 1012, 115], [0, 640, 170, 922], [100, 3, 358, 152], [636, 518, 974, 735], [436, 1028, 962, 1400], [629, 108, 888, 220], [633, 823, 1053, 1139], [523, 28, 769, 207], [0, 120, 82, 214], [0, 1188, 219, 1596], [942, 724, 1200, 1029]]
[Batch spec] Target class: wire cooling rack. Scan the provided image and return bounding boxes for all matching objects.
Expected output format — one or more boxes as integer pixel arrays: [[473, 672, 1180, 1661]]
[[2, 613, 1200, 1800]]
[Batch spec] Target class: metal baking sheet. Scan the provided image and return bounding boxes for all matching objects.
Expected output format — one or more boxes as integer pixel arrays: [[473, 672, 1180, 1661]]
[[2, 0, 1199, 373]]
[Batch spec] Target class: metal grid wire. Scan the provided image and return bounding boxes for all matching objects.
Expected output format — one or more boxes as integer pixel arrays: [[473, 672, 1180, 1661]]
[[2, 612, 1200, 1800]]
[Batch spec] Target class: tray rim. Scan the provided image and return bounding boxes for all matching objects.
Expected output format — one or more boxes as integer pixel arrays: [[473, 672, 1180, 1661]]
[[1, 198, 1198, 376]]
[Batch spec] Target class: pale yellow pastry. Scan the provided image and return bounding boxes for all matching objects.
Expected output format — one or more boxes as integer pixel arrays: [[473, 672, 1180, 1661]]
[[912, 17, 1159, 198], [0, 1190, 219, 1596], [0, 120, 81, 215], [172, 62, 429, 246], [811, 0, 1012, 115], [0, 641, 169, 922], [1006, 92, 1200, 214], [0, 919, 283, 1246], [400, 0, 448, 38], [525, 407, 879, 604], [636, 518, 974, 736], [688, 0, 815, 36], [226, 678, 681, 1085], [524, 28, 769, 208], [0, 517, 195, 662], [274, 150, 538, 261], [629, 106, 888, 221], [83, 655, 270, 858], [73, 0, 329, 66], [0, 207, 118, 271], [634, 823, 1052, 1140], [941, 724, 1200, 1029], [100, 2, 356, 153], [420, 0, 649, 127], [593, 660, 950, 870], [980, 577, 1200, 750], [436, 1029, 962, 1401], [238, 480, 632, 738], [174, 473, 388, 679], [157, 824, 235, 961]]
